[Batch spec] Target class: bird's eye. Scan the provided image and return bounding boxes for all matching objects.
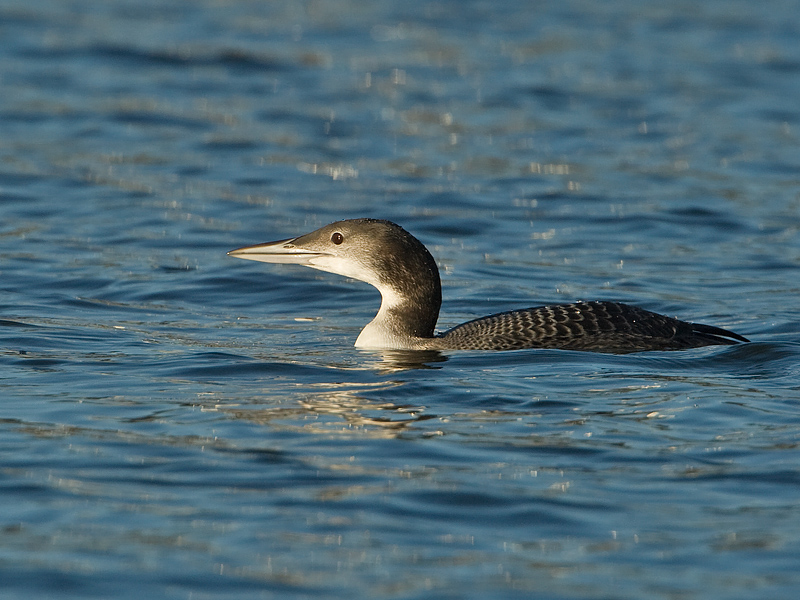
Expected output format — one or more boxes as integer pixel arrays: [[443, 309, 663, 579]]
[[331, 232, 344, 245]]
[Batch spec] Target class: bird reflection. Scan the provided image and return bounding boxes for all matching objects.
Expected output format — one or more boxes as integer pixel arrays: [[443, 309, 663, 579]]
[[358, 348, 448, 373], [224, 387, 437, 439]]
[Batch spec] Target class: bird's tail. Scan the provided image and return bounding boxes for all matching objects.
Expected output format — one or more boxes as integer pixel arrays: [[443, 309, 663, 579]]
[[690, 322, 750, 345]]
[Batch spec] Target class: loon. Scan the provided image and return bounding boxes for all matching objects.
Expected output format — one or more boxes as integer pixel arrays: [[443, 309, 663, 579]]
[[228, 218, 749, 353]]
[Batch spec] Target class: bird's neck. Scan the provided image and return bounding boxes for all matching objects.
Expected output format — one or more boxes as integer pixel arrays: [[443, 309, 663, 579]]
[[355, 273, 441, 349]]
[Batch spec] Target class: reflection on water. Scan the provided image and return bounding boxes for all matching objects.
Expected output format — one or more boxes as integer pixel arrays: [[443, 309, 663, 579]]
[[229, 390, 436, 437], [359, 348, 449, 372]]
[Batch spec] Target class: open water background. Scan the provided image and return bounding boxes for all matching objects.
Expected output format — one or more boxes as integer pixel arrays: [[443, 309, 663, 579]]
[[1, 0, 800, 598]]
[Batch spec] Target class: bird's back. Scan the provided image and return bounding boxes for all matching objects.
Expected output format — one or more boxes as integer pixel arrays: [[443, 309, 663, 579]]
[[433, 301, 748, 352]]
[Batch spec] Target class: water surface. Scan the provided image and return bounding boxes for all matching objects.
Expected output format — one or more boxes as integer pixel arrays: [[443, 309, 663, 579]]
[[1, 1, 799, 598]]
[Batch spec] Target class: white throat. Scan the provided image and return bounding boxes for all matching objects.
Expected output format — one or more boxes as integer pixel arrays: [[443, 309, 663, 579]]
[[354, 287, 415, 349], [305, 254, 418, 348]]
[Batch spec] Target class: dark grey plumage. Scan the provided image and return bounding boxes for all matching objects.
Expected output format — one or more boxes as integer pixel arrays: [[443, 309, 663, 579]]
[[432, 300, 748, 352], [229, 218, 749, 353]]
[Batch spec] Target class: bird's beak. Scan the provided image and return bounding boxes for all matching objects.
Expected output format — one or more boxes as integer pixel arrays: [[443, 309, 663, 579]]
[[227, 238, 329, 266]]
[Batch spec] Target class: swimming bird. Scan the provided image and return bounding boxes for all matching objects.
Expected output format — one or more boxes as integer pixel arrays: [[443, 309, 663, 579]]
[[228, 218, 749, 352]]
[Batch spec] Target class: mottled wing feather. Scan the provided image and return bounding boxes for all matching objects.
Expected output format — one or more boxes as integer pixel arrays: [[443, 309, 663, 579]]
[[434, 301, 746, 352]]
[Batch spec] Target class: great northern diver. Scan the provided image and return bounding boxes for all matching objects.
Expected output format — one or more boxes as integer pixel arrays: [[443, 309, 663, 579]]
[[228, 218, 749, 352]]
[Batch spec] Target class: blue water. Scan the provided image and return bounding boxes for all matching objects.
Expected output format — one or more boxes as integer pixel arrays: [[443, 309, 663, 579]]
[[2, 0, 800, 598]]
